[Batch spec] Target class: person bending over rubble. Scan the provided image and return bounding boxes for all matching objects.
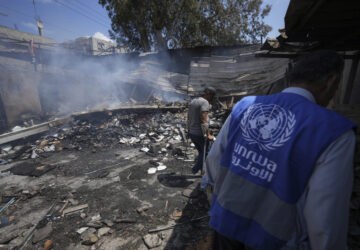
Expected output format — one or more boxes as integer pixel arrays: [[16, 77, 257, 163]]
[[188, 87, 216, 174], [205, 50, 357, 250]]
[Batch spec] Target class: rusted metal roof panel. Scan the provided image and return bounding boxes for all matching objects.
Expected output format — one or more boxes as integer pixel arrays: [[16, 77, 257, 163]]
[[283, 0, 360, 50]]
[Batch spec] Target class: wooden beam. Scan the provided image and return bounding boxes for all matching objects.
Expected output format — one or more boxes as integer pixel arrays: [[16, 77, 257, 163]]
[[62, 204, 88, 216], [256, 51, 360, 60], [129, 84, 137, 100], [343, 55, 360, 104], [0, 117, 71, 146], [71, 105, 186, 121], [145, 89, 154, 103]]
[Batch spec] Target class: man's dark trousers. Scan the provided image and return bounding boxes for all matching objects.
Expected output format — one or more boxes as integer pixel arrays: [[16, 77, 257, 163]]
[[212, 231, 247, 250], [189, 133, 209, 174]]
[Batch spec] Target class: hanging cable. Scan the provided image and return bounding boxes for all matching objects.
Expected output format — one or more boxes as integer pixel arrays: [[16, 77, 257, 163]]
[[68, 0, 110, 24], [53, 0, 109, 28], [32, 0, 40, 21], [0, 3, 78, 37]]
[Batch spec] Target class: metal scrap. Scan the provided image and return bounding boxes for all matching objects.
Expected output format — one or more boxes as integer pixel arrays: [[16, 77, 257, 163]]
[[0, 197, 15, 214]]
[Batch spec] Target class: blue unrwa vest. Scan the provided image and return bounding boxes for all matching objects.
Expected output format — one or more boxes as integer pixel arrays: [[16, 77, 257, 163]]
[[209, 92, 356, 250]]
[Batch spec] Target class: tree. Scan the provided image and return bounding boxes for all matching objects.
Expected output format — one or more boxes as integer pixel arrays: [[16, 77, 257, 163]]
[[99, 0, 272, 51]]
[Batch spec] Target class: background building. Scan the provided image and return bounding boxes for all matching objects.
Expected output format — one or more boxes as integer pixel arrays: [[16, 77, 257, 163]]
[[61, 34, 128, 56]]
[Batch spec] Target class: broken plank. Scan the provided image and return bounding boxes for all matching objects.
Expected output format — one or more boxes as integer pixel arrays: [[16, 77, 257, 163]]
[[0, 117, 71, 146], [148, 224, 176, 233], [0, 197, 15, 213], [72, 105, 186, 121], [179, 127, 187, 142], [59, 200, 70, 216], [148, 215, 210, 233], [62, 204, 88, 215], [165, 200, 168, 210], [190, 215, 209, 222], [145, 89, 154, 103], [114, 218, 137, 224], [129, 98, 137, 104]]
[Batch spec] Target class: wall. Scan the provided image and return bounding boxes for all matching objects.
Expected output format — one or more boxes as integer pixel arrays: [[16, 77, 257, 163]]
[[0, 70, 42, 126], [0, 25, 57, 131], [349, 61, 360, 104]]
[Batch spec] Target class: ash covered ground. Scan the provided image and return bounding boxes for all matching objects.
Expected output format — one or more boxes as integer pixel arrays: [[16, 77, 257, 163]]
[[2, 104, 359, 250], [0, 108, 227, 250]]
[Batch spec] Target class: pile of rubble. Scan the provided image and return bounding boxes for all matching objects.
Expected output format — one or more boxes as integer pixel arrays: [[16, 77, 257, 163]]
[[0, 107, 226, 249], [1, 106, 227, 167], [1, 110, 193, 162], [3, 103, 357, 249]]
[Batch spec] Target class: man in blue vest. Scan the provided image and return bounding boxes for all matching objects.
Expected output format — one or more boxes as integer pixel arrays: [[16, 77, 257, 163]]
[[205, 50, 357, 250]]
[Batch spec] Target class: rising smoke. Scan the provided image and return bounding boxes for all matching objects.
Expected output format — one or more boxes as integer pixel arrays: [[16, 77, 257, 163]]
[[38, 47, 185, 117]]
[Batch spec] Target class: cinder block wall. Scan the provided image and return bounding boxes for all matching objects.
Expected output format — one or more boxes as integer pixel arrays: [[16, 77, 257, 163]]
[[0, 70, 42, 126]]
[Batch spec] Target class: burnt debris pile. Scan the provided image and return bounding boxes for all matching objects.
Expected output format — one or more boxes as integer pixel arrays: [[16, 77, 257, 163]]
[[0, 107, 228, 249], [0, 105, 228, 166], [1, 109, 192, 162]]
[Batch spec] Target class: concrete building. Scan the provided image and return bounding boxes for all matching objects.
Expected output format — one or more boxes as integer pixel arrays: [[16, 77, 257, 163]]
[[61, 35, 128, 56], [0, 25, 57, 131], [0, 26, 130, 132]]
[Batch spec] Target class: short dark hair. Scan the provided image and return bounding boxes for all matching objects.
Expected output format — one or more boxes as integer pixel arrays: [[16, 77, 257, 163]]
[[288, 50, 344, 86], [204, 87, 216, 96]]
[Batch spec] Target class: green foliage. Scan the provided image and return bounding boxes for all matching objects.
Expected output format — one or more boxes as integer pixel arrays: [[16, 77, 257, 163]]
[[99, 0, 272, 51]]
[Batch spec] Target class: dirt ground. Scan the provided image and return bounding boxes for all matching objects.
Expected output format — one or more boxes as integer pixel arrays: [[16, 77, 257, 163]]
[[0, 110, 216, 250]]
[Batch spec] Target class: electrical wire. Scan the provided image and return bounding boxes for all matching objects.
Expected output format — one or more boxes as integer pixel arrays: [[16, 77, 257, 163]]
[[0, 3, 78, 37], [76, 0, 107, 18], [53, 0, 109, 28], [69, 0, 109, 24], [0, 3, 114, 53], [32, 0, 40, 21]]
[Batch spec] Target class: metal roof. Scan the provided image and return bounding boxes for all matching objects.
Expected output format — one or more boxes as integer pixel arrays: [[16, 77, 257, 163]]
[[263, 0, 360, 51]]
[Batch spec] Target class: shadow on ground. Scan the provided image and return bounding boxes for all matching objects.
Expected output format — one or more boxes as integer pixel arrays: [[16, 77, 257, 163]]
[[157, 173, 201, 188], [159, 179, 213, 250]]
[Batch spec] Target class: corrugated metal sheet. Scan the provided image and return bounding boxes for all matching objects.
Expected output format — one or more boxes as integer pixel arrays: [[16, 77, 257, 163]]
[[123, 59, 189, 95], [187, 53, 289, 96], [121, 46, 289, 97], [283, 0, 360, 50]]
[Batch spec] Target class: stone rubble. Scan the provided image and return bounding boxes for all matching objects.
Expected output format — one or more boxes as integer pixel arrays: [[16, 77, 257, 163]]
[[97, 227, 111, 238], [143, 234, 162, 249], [81, 233, 99, 245]]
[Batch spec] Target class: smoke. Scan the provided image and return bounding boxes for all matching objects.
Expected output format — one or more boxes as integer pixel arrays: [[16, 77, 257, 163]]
[[38, 47, 186, 117], [39, 51, 130, 115]]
